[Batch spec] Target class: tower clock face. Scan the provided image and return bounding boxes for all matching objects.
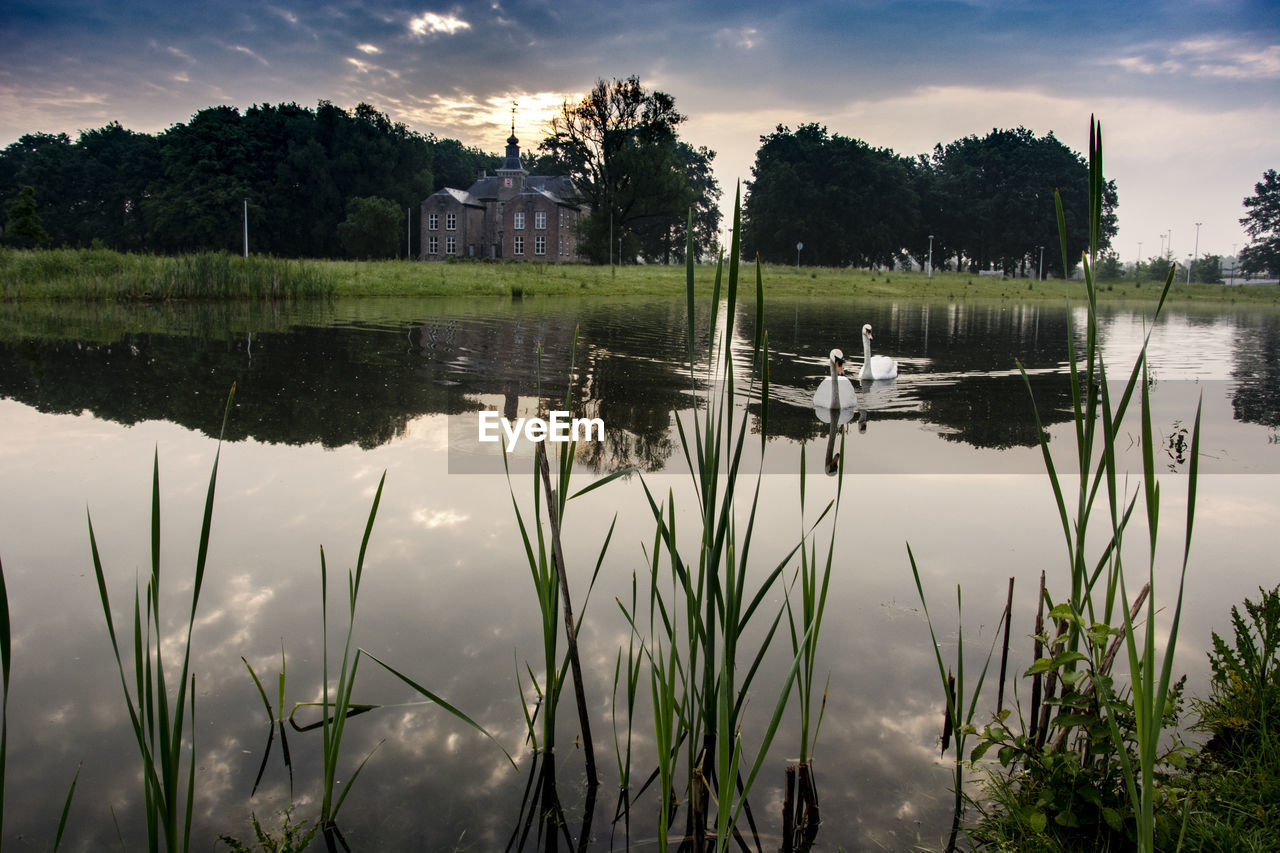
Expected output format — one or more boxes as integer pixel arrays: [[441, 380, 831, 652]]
[[504, 177, 513, 187]]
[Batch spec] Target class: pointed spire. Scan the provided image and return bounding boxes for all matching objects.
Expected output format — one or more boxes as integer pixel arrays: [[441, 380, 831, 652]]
[[499, 100, 526, 176]]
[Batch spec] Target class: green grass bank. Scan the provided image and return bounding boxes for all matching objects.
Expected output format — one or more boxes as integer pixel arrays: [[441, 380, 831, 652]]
[[3, 247, 1278, 305]]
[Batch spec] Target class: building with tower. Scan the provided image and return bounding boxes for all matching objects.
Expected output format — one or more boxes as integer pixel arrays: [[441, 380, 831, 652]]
[[419, 125, 587, 262]]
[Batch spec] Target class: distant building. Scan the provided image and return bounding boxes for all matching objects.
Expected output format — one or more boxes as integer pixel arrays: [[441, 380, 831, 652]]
[[419, 130, 587, 262]]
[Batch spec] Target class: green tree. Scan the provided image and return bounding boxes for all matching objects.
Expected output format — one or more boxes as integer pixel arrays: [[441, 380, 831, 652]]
[[1146, 254, 1174, 282], [431, 136, 497, 191], [144, 105, 255, 252], [930, 128, 1116, 277], [1190, 254, 1223, 283], [1239, 169, 1280, 277], [1096, 249, 1124, 279], [72, 122, 161, 250], [743, 123, 918, 268], [337, 196, 403, 258], [540, 76, 720, 264], [3, 185, 50, 247], [0, 132, 80, 246]]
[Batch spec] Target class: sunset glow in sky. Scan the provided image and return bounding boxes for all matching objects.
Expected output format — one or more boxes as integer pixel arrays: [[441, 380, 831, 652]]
[[2, 0, 1277, 259]]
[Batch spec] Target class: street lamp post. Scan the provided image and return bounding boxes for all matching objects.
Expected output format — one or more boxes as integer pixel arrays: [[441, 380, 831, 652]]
[[1188, 222, 1201, 284], [796, 241, 803, 272], [243, 199, 249, 257], [927, 234, 934, 278], [1137, 242, 1142, 282], [1038, 245, 1044, 281]]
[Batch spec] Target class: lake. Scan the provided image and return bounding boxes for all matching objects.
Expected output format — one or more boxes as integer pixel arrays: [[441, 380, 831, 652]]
[[1, 292, 1278, 851]]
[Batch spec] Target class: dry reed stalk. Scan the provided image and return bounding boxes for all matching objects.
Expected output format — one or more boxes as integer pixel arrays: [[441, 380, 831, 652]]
[[535, 441, 597, 788], [998, 577, 1015, 712]]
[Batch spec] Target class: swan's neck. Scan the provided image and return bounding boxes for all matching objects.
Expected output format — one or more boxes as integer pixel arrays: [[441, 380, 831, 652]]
[[862, 334, 872, 362]]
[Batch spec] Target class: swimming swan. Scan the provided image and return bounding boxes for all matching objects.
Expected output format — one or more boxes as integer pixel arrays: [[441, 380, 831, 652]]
[[859, 324, 898, 381], [813, 349, 857, 410]]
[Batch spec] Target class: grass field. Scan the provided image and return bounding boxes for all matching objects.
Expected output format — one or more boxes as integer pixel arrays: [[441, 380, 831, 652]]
[[2, 246, 1278, 305]]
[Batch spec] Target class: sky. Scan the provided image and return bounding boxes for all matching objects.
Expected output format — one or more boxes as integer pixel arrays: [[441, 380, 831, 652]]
[[2, 0, 1277, 262]]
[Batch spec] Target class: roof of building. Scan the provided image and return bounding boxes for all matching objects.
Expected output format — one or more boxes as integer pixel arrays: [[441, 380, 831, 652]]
[[427, 186, 484, 207], [453, 174, 581, 206]]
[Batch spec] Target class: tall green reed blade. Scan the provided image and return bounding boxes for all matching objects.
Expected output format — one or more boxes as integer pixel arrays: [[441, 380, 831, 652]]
[[53, 762, 81, 852], [785, 435, 841, 766], [613, 567, 645, 796], [502, 329, 633, 781], [1017, 116, 1198, 853], [1107, 342, 1201, 853], [319, 470, 385, 830], [359, 651, 515, 769], [87, 383, 235, 852], [636, 191, 808, 848], [242, 642, 295, 797]]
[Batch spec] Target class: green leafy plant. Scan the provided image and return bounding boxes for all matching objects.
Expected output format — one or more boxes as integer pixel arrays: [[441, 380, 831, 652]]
[[88, 384, 235, 852], [218, 807, 318, 853], [635, 193, 812, 852], [915, 117, 1204, 853], [1197, 585, 1280, 749]]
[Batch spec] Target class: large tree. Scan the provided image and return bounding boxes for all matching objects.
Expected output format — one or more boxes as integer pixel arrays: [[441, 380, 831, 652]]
[[540, 76, 720, 263], [743, 123, 919, 268], [930, 128, 1116, 277], [3, 185, 50, 247], [1239, 169, 1280, 277], [337, 196, 404, 259]]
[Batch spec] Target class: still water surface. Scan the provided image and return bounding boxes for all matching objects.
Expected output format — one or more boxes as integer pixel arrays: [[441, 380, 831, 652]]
[[1, 294, 1278, 851]]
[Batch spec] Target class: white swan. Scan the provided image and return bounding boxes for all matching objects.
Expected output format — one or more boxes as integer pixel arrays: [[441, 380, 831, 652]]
[[859, 324, 898, 381], [813, 349, 857, 410]]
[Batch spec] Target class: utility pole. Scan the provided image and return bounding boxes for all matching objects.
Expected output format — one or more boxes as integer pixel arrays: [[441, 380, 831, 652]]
[[1188, 222, 1201, 284], [243, 199, 248, 257]]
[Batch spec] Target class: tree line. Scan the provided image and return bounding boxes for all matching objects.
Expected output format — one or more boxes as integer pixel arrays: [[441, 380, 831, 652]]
[[0, 85, 723, 264], [0, 101, 503, 259], [742, 123, 1118, 278], [6, 79, 1272, 274]]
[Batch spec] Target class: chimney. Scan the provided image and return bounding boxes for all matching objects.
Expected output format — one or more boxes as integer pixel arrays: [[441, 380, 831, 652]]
[[477, 168, 486, 181]]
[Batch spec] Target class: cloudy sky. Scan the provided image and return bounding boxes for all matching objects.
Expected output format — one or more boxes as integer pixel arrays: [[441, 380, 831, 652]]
[[2, 0, 1277, 260]]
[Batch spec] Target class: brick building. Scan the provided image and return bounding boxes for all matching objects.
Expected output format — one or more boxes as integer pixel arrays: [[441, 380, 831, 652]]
[[419, 131, 587, 262]]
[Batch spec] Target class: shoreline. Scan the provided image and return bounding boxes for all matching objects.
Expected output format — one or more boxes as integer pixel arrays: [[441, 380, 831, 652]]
[[3, 247, 1278, 306]]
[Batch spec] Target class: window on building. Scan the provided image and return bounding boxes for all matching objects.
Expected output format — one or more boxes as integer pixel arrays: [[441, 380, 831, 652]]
[[535, 211, 546, 230], [514, 236, 524, 255], [429, 237, 438, 255], [513, 211, 525, 230], [446, 237, 456, 255], [445, 213, 456, 230], [428, 213, 438, 230], [535, 236, 546, 256]]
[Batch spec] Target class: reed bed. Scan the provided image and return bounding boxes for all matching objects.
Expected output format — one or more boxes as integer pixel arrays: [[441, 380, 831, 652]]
[[87, 384, 236, 852], [624, 196, 818, 852], [0, 248, 334, 300], [910, 118, 1203, 852]]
